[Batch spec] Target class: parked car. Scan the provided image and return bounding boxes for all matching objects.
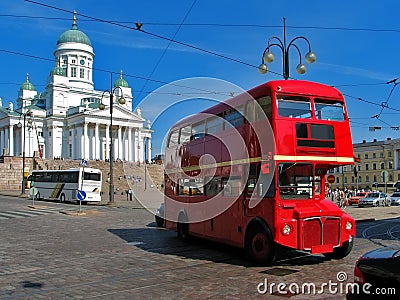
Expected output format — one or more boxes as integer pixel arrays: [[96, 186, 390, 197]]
[[155, 203, 165, 227], [348, 191, 368, 205], [358, 192, 391, 207], [390, 192, 400, 206], [347, 246, 400, 299]]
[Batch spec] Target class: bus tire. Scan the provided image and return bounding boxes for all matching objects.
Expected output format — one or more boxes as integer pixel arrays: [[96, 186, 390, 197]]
[[323, 239, 353, 259], [177, 222, 189, 241], [177, 212, 189, 241], [245, 225, 275, 266], [60, 194, 65, 203]]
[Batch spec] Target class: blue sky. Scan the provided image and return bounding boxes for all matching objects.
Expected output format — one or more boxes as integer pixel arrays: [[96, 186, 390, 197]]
[[1, 1, 400, 154]]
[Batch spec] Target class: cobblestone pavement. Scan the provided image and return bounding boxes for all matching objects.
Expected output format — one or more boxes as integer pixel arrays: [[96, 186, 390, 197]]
[[0, 191, 399, 299]]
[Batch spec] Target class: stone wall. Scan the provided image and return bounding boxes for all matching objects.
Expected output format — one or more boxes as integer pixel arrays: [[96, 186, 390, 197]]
[[0, 155, 165, 194]]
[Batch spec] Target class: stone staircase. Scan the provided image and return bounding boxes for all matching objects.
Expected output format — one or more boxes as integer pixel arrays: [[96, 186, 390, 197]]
[[0, 155, 165, 194]]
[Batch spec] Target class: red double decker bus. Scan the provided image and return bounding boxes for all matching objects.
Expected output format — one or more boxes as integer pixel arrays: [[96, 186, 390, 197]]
[[163, 80, 355, 265]]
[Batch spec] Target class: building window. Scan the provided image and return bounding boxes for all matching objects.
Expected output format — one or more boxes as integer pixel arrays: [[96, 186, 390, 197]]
[[69, 131, 72, 137], [373, 163, 376, 170], [87, 70, 90, 80], [358, 176, 362, 183], [381, 162, 385, 170], [373, 175, 377, 182], [366, 175, 369, 182], [336, 177, 339, 183], [398, 174, 400, 181], [358, 165, 361, 171], [49, 131, 51, 137], [69, 144, 72, 157], [72, 59, 76, 64], [388, 151, 392, 158], [351, 176, 354, 183], [365, 164, 369, 171], [389, 161, 393, 169], [373, 153, 376, 158], [80, 68, 84, 78], [71, 67, 77, 77], [365, 154, 369, 159], [389, 174, 393, 181], [344, 177, 347, 183], [380, 152, 384, 158]]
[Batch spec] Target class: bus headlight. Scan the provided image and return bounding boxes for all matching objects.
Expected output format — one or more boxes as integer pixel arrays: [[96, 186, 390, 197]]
[[282, 224, 292, 235], [345, 221, 353, 230]]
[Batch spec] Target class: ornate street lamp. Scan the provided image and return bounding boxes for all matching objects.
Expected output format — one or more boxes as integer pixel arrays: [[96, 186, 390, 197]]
[[99, 87, 125, 204], [258, 17, 316, 79], [17, 110, 33, 195]]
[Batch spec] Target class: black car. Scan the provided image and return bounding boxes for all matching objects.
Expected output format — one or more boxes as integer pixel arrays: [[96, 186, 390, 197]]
[[347, 247, 400, 299]]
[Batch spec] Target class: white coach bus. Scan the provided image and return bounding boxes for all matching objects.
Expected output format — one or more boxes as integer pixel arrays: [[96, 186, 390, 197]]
[[28, 168, 102, 203]]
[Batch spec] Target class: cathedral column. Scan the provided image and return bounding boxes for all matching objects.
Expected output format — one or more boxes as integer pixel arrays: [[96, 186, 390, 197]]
[[127, 127, 132, 162], [105, 124, 109, 160], [147, 138, 152, 163], [83, 122, 89, 159], [95, 123, 100, 160], [9, 125, 14, 156], [117, 126, 122, 160], [0, 127, 4, 155]]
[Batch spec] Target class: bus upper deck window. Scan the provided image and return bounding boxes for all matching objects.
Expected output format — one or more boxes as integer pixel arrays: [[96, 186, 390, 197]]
[[277, 96, 311, 119], [314, 99, 344, 121]]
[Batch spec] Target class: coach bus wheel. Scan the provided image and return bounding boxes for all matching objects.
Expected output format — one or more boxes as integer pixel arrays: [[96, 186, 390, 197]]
[[36, 192, 41, 200], [177, 222, 189, 241], [60, 194, 65, 202], [323, 239, 353, 259], [246, 225, 274, 266]]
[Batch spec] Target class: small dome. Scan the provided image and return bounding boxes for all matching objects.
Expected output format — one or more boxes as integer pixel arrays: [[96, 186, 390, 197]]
[[50, 66, 66, 76], [57, 11, 92, 46], [20, 74, 35, 91], [114, 70, 129, 88]]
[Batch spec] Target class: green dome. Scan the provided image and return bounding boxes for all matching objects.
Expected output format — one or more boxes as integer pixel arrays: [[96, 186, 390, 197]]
[[57, 24, 92, 46], [20, 74, 35, 91], [50, 66, 66, 76], [114, 71, 129, 88]]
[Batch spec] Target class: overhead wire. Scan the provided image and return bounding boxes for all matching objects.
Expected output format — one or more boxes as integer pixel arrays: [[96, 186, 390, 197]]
[[11, 0, 400, 120]]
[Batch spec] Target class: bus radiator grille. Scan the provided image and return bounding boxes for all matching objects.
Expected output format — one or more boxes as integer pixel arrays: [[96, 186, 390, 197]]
[[302, 217, 340, 250]]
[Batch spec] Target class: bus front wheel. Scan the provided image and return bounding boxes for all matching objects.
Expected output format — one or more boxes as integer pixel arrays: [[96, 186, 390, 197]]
[[246, 225, 275, 266]]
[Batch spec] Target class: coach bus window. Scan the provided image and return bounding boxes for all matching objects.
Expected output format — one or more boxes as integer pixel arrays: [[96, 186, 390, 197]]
[[179, 126, 192, 144], [84, 172, 101, 181], [256, 96, 272, 120], [168, 130, 179, 147], [205, 176, 221, 196], [206, 116, 223, 135], [277, 96, 311, 118], [314, 99, 344, 121], [191, 121, 205, 140], [278, 163, 313, 199]]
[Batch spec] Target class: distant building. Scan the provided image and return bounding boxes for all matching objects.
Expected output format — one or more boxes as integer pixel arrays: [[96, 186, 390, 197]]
[[0, 12, 152, 162], [330, 138, 400, 192]]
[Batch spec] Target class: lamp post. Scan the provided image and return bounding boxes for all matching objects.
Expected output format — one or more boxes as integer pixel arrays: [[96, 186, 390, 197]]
[[17, 110, 33, 195], [99, 87, 125, 204], [258, 17, 316, 79]]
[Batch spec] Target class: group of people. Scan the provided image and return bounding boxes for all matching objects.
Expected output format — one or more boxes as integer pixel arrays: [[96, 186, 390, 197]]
[[326, 187, 358, 208]]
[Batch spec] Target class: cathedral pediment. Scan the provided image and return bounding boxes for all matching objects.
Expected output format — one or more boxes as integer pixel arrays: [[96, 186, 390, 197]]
[[87, 105, 145, 122]]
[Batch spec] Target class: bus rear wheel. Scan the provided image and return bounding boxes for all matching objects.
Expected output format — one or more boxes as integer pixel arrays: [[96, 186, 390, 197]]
[[177, 222, 189, 241], [60, 194, 65, 202], [246, 225, 275, 266]]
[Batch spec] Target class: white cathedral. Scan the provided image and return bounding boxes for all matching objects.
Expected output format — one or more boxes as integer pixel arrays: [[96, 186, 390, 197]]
[[0, 12, 152, 162]]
